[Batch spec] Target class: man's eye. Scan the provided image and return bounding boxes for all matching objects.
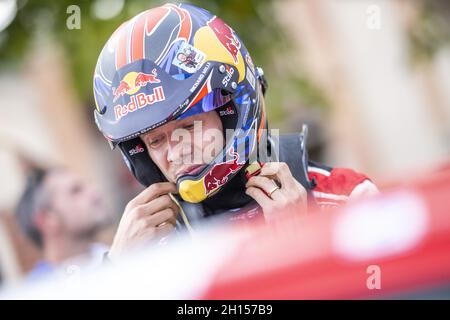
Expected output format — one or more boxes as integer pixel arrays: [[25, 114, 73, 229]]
[[183, 123, 195, 130], [148, 137, 164, 148]]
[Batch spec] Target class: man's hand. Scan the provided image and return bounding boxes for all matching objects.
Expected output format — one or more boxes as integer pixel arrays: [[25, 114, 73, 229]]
[[108, 182, 179, 260], [245, 162, 307, 222]]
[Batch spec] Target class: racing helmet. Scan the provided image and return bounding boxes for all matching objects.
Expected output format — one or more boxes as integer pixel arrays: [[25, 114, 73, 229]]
[[93, 3, 269, 203]]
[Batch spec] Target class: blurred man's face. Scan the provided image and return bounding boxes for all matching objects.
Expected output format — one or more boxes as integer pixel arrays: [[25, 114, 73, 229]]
[[141, 110, 224, 183], [45, 170, 110, 239]]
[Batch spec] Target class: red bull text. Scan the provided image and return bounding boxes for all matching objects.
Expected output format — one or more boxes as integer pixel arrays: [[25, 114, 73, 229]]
[[114, 86, 165, 121]]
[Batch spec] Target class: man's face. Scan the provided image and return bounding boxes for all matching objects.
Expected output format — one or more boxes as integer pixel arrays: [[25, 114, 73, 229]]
[[141, 110, 224, 183], [45, 170, 110, 238]]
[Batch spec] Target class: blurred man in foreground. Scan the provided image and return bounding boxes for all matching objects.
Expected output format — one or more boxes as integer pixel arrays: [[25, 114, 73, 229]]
[[15, 168, 112, 279]]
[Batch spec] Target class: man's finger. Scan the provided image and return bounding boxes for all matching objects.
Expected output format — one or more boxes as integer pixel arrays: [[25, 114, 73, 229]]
[[147, 208, 178, 227], [260, 162, 297, 190], [137, 194, 179, 217], [258, 162, 280, 176], [160, 215, 177, 227], [246, 176, 284, 201], [245, 186, 273, 208], [130, 182, 177, 206], [156, 223, 175, 238]]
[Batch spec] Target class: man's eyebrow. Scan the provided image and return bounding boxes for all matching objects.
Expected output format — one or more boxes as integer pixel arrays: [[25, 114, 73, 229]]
[[172, 119, 193, 128], [142, 129, 162, 140], [178, 118, 193, 125], [180, 116, 203, 124]]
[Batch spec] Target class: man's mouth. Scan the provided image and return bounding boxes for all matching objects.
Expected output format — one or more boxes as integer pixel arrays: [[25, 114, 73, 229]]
[[175, 164, 207, 178]]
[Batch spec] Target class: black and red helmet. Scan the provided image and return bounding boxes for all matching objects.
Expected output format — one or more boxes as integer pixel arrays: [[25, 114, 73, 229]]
[[93, 3, 268, 203]]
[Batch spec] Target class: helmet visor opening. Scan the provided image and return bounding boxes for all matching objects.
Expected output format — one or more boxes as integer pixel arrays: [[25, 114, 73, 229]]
[[177, 89, 232, 120]]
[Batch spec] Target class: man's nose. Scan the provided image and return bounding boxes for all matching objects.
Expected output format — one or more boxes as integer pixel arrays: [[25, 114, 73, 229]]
[[167, 134, 192, 164]]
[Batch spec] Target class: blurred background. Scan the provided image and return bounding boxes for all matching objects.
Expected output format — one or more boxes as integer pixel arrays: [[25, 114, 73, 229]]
[[0, 0, 449, 286]]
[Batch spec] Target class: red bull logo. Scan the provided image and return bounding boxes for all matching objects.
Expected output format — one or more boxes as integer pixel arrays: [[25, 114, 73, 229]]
[[114, 86, 165, 121], [207, 16, 241, 64], [113, 69, 161, 102], [113, 81, 131, 101], [203, 148, 244, 194], [112, 69, 165, 121], [134, 70, 160, 87]]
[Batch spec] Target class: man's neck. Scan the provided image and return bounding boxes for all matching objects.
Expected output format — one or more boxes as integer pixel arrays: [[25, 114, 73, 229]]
[[42, 236, 92, 265]]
